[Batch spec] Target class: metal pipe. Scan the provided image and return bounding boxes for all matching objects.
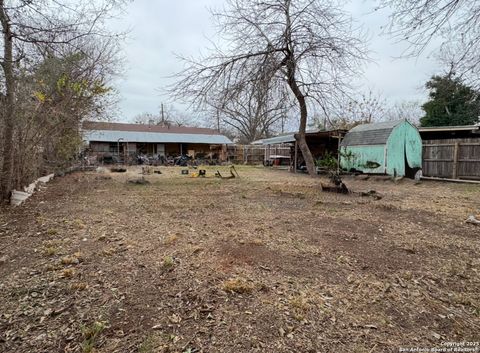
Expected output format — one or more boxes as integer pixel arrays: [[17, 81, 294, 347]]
[[117, 138, 124, 164], [421, 176, 480, 184]]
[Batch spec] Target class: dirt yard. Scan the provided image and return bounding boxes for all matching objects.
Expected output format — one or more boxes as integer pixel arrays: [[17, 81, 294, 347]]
[[0, 166, 479, 353]]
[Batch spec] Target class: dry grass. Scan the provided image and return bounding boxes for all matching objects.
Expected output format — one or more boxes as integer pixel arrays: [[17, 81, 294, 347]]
[[222, 278, 255, 294], [1, 167, 479, 353], [61, 268, 75, 278]]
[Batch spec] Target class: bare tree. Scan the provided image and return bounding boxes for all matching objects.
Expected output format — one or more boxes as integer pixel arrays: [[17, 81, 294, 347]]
[[310, 90, 386, 130], [386, 100, 423, 124], [380, 0, 480, 87], [341, 90, 386, 124], [0, 0, 125, 200], [171, 0, 368, 175], [133, 104, 200, 127], [209, 82, 291, 143]]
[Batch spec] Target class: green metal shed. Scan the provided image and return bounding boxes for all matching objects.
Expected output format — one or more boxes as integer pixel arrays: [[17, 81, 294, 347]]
[[340, 120, 422, 178]]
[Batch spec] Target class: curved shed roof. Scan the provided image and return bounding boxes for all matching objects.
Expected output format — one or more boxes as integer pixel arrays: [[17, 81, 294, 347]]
[[340, 120, 405, 146]]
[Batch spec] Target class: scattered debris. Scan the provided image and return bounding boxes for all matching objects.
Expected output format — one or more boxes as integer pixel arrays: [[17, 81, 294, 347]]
[[95, 175, 112, 181], [11, 190, 31, 207], [355, 174, 370, 180], [111, 166, 127, 173], [1, 167, 479, 353], [466, 215, 480, 225], [11, 173, 55, 206], [215, 166, 240, 179], [37, 174, 55, 184], [96, 167, 108, 173], [359, 190, 382, 200], [321, 173, 349, 194], [191, 169, 207, 178], [127, 177, 150, 185]]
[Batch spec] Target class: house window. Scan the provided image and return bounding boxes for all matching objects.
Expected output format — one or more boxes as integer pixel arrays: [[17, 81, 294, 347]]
[[109, 143, 118, 153]]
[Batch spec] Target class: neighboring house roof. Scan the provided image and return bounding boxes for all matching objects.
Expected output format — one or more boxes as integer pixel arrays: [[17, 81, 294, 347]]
[[82, 121, 232, 145], [340, 120, 405, 147], [418, 125, 480, 132]]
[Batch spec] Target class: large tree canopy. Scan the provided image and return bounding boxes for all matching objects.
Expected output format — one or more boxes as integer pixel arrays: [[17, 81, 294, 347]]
[[420, 75, 480, 127], [0, 0, 124, 200]]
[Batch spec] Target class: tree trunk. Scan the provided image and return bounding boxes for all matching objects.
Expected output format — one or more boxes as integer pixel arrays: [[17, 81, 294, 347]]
[[286, 70, 316, 176], [0, 2, 15, 201]]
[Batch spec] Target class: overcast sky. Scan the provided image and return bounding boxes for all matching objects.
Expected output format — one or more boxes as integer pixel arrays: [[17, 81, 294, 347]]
[[108, 0, 444, 123]]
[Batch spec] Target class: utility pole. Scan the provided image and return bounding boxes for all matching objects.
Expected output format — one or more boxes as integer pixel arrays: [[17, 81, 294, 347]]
[[161, 103, 165, 124]]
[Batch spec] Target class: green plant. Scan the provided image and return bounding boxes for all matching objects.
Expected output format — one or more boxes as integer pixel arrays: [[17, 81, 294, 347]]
[[81, 321, 107, 353], [316, 151, 338, 170], [162, 256, 175, 269], [339, 148, 356, 164]]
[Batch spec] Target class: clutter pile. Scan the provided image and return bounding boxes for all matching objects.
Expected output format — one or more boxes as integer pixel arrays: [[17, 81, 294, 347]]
[[11, 174, 55, 206]]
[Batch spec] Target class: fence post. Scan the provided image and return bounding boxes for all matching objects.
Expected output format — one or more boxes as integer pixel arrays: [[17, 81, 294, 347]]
[[452, 142, 459, 179]]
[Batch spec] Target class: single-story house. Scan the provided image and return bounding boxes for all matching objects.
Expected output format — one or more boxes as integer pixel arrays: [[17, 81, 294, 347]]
[[82, 121, 233, 163], [340, 120, 423, 178], [419, 124, 480, 180]]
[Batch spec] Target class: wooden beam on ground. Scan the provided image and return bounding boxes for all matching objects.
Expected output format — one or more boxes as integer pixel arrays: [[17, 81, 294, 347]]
[[421, 176, 480, 184]]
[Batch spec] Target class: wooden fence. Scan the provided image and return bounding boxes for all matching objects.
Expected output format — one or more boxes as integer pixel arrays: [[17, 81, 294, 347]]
[[422, 138, 480, 180]]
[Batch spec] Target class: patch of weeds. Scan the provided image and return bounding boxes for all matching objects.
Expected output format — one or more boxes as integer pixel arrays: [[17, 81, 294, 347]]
[[36, 216, 47, 225], [222, 278, 254, 294], [46, 228, 58, 236], [336, 255, 354, 266], [61, 268, 75, 278], [81, 321, 108, 353], [61, 254, 80, 265], [44, 263, 61, 272], [162, 256, 175, 269], [164, 235, 178, 245], [102, 247, 115, 256], [70, 282, 88, 291], [138, 332, 182, 352], [44, 246, 58, 256], [250, 238, 264, 246], [73, 219, 86, 230], [139, 334, 159, 353], [289, 294, 310, 312]]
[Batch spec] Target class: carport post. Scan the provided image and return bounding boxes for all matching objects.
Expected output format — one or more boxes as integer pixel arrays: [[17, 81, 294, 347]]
[[294, 141, 298, 173]]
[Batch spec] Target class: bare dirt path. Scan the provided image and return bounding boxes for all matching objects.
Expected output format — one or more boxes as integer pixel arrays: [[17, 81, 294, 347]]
[[1, 167, 479, 353]]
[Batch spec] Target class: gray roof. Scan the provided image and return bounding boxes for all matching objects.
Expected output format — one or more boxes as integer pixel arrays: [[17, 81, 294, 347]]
[[418, 124, 480, 132], [251, 133, 296, 145], [251, 129, 323, 145], [340, 120, 404, 147], [83, 129, 233, 144]]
